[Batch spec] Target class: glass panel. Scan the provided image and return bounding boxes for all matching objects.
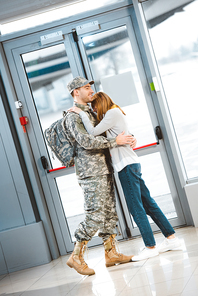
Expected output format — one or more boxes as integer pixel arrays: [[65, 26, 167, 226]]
[[130, 152, 177, 228], [56, 174, 85, 242], [22, 45, 97, 242], [56, 174, 99, 242], [82, 26, 157, 147], [22, 44, 73, 168], [82, 26, 178, 229], [142, 0, 198, 180]]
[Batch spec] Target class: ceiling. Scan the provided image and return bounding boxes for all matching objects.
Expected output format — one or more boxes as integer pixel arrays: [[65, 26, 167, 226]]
[[0, 0, 84, 24], [0, 0, 194, 27]]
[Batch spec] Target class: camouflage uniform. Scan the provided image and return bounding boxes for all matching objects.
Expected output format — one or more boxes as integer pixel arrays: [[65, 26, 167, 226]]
[[65, 103, 118, 242]]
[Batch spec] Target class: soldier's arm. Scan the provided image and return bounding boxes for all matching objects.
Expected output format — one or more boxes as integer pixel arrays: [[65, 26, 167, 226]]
[[66, 113, 117, 150]]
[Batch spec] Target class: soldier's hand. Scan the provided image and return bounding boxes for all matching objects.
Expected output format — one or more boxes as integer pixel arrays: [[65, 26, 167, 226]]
[[130, 136, 137, 149], [116, 131, 134, 146]]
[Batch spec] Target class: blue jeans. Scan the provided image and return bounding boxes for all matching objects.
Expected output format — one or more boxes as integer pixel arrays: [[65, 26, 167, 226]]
[[118, 163, 175, 247]]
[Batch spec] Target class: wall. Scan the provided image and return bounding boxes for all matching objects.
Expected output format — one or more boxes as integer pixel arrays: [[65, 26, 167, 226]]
[[0, 222, 51, 274], [0, 75, 52, 275], [184, 183, 198, 227], [0, 101, 35, 231]]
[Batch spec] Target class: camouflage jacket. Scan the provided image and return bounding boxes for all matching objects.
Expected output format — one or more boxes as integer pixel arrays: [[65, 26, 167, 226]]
[[65, 103, 117, 179]]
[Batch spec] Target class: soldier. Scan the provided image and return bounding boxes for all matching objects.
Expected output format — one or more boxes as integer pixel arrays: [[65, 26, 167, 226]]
[[65, 77, 136, 276]]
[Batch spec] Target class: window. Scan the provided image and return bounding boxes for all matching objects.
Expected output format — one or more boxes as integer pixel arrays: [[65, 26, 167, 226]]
[[142, 0, 198, 180]]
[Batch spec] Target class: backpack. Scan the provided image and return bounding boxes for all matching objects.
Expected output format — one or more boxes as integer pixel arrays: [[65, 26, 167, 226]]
[[44, 111, 75, 167]]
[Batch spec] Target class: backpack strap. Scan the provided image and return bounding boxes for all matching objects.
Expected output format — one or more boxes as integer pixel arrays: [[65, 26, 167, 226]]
[[62, 111, 76, 156]]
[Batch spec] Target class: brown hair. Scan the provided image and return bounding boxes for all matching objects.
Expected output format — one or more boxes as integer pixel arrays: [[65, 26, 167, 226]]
[[91, 92, 125, 122]]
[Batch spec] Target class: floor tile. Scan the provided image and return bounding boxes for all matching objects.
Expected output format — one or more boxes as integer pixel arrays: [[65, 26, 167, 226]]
[[181, 274, 198, 293], [0, 293, 22, 296], [0, 275, 7, 281], [119, 285, 153, 296], [181, 290, 198, 296], [68, 279, 125, 296], [0, 278, 36, 295], [193, 264, 198, 275], [1, 226, 198, 296], [149, 277, 190, 295]]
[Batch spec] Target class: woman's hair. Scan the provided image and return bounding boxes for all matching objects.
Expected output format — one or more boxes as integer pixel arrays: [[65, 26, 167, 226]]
[[91, 92, 125, 122]]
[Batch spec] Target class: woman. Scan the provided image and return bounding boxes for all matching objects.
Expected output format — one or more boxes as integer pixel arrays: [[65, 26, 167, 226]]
[[68, 92, 181, 261]]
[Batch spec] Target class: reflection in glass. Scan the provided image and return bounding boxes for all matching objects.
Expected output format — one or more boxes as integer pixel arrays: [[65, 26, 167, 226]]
[[83, 26, 157, 147], [22, 44, 73, 168], [142, 0, 198, 179], [56, 174, 98, 242], [131, 152, 177, 228], [83, 25, 178, 228], [83, 26, 178, 230], [56, 174, 84, 242]]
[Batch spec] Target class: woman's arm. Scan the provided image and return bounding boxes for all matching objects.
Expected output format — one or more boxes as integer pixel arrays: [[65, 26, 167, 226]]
[[68, 106, 116, 136], [79, 110, 116, 136], [67, 107, 137, 147], [66, 110, 134, 147]]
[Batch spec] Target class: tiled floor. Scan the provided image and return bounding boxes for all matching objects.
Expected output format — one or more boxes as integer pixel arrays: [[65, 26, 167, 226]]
[[1, 226, 198, 296]]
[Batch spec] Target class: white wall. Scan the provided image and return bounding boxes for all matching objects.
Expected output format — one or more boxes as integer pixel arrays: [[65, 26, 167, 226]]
[[184, 183, 198, 227]]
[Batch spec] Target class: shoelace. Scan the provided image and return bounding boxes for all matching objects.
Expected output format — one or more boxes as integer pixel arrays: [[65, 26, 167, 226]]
[[111, 237, 121, 256], [79, 244, 89, 265]]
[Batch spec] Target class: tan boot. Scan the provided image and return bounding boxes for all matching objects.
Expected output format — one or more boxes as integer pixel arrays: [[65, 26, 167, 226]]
[[104, 234, 133, 267], [66, 241, 95, 276]]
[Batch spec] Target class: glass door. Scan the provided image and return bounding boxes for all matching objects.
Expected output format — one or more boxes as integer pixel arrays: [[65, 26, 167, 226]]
[[19, 40, 125, 252], [141, 0, 198, 181], [75, 15, 186, 237]]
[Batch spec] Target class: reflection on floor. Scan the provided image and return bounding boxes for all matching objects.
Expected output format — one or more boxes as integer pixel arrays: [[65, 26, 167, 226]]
[[0, 226, 198, 296]]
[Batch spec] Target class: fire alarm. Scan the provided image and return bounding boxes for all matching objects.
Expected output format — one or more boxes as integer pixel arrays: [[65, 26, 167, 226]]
[[19, 116, 28, 132]]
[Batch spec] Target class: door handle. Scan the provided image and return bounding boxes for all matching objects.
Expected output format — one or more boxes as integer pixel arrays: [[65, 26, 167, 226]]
[[41, 156, 48, 170], [155, 126, 163, 142]]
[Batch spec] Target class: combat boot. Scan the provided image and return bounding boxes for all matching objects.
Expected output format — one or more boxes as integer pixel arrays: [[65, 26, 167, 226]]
[[104, 234, 133, 267], [66, 241, 95, 276]]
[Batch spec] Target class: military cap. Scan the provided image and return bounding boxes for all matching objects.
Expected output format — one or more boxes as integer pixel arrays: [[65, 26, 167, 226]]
[[67, 76, 94, 93]]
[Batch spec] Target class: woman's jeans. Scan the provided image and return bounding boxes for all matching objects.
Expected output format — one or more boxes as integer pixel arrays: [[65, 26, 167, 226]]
[[118, 163, 175, 247]]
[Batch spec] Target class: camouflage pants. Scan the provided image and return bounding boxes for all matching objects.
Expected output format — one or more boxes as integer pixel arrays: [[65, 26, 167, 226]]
[[75, 174, 118, 242]]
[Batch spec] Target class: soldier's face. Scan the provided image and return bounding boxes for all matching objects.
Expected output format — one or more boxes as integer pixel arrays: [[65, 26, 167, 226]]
[[76, 84, 94, 104]]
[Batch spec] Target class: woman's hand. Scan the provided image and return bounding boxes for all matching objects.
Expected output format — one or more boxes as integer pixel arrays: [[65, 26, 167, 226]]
[[67, 106, 81, 114]]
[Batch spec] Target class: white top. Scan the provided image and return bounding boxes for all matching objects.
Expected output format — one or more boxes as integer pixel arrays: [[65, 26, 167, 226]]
[[79, 108, 139, 172]]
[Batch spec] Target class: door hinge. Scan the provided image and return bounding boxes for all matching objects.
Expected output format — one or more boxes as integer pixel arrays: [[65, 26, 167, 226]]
[[115, 224, 122, 236], [15, 100, 23, 109]]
